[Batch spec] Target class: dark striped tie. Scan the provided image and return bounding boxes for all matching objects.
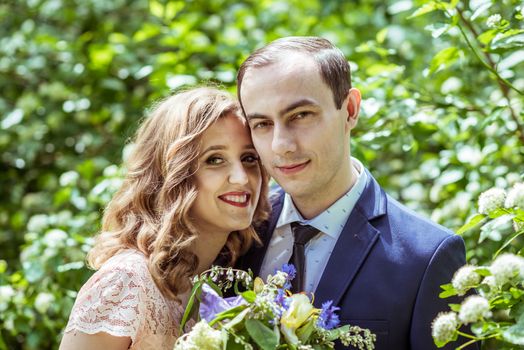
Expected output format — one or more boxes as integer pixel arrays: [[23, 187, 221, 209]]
[[289, 223, 319, 292]]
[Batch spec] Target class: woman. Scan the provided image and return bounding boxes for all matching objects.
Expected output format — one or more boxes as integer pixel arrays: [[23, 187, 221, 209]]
[[59, 87, 270, 349]]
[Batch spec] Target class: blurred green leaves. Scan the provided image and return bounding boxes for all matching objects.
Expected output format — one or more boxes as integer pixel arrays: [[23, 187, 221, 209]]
[[0, 0, 523, 348]]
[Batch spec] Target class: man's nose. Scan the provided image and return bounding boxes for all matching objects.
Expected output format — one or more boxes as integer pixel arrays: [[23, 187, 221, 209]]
[[272, 125, 296, 155], [228, 162, 249, 185]]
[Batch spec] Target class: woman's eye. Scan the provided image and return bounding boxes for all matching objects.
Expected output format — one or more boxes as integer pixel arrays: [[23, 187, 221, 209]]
[[242, 154, 260, 164], [206, 156, 224, 165]]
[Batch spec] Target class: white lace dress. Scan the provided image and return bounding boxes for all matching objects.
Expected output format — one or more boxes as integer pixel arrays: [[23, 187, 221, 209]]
[[64, 249, 194, 349]]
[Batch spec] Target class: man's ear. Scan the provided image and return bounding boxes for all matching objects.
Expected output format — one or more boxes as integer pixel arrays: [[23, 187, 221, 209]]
[[345, 88, 361, 130]]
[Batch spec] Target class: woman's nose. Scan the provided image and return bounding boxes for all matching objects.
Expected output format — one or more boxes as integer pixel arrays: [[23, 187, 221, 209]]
[[228, 163, 249, 185]]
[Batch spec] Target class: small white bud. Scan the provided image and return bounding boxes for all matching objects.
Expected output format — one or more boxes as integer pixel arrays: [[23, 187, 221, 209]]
[[452, 265, 481, 295], [458, 295, 491, 324], [490, 253, 524, 286], [432, 312, 458, 344], [34, 292, 55, 314], [505, 183, 524, 209], [478, 188, 506, 214], [486, 14, 502, 28]]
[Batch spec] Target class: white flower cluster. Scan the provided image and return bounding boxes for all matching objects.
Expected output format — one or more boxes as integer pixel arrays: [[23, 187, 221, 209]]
[[505, 183, 524, 209], [193, 266, 252, 290], [432, 312, 458, 344], [173, 320, 223, 350], [458, 295, 492, 324], [486, 14, 502, 28], [478, 188, 506, 214], [266, 270, 288, 288], [252, 292, 281, 320], [34, 292, 55, 314], [452, 265, 481, 295], [490, 253, 524, 286], [479, 275, 498, 298], [0, 285, 15, 312]]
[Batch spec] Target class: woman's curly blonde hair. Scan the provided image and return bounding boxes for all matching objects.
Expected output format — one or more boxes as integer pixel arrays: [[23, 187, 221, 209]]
[[87, 87, 270, 300]]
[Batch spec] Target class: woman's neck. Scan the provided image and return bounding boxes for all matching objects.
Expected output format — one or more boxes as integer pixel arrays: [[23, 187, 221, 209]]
[[192, 231, 230, 275]]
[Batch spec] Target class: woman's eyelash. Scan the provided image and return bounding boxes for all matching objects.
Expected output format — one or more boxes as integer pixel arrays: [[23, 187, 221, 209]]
[[205, 156, 224, 165]]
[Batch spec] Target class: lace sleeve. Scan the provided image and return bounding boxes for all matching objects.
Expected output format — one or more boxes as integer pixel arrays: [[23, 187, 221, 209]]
[[64, 264, 145, 342]]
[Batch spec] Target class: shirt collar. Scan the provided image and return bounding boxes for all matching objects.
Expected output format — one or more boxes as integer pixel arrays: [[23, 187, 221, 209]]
[[276, 158, 367, 238]]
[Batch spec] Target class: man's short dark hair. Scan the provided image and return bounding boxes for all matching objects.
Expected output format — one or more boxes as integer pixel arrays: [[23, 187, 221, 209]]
[[237, 36, 351, 111]]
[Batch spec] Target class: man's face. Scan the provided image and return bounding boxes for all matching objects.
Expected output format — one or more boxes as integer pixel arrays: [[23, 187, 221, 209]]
[[239, 54, 359, 205]]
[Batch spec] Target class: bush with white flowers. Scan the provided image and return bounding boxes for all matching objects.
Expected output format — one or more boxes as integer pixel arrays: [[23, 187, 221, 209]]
[[433, 183, 524, 349]]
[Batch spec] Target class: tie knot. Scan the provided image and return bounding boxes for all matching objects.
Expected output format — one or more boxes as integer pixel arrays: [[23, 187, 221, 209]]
[[291, 223, 319, 245]]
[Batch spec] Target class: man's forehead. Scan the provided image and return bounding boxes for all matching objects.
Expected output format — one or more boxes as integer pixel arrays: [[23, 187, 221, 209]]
[[250, 52, 317, 76]]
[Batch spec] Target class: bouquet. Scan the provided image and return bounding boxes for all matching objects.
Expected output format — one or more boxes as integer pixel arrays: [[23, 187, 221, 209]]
[[174, 264, 376, 350]]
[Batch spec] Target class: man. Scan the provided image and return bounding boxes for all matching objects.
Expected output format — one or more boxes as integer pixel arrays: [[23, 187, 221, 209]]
[[236, 37, 475, 349]]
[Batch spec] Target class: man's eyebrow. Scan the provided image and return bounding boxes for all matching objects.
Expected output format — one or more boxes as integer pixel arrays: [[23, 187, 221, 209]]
[[246, 98, 318, 121], [246, 113, 268, 121], [279, 98, 317, 116]]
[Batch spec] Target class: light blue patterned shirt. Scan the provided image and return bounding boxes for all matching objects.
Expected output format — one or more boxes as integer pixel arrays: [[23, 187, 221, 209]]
[[259, 158, 368, 293]]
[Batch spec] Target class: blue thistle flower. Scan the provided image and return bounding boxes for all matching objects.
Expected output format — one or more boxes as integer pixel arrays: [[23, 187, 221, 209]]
[[277, 263, 296, 289], [317, 300, 341, 330], [273, 288, 291, 316]]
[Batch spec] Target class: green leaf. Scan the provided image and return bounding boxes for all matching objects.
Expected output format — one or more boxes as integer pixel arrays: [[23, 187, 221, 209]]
[[480, 214, 513, 243], [434, 328, 458, 348], [457, 214, 486, 235], [439, 283, 457, 298], [429, 47, 461, 74], [179, 280, 202, 333], [408, 1, 440, 19], [376, 28, 388, 44], [241, 290, 257, 303], [502, 310, 524, 345], [213, 306, 249, 328], [296, 319, 316, 343], [449, 303, 461, 312], [470, 2, 492, 21], [245, 319, 279, 350], [425, 23, 451, 39], [477, 29, 497, 46], [494, 230, 524, 258], [324, 324, 350, 341], [474, 267, 491, 277], [205, 279, 224, 297]]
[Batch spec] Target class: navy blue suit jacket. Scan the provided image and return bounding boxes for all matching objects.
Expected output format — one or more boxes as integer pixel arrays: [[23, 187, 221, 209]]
[[239, 170, 477, 350]]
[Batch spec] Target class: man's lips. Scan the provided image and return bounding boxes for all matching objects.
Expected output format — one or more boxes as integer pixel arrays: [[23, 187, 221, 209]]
[[276, 160, 310, 175], [218, 192, 251, 208]]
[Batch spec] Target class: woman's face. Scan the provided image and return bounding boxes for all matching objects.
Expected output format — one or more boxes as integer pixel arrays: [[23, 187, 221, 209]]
[[190, 113, 262, 236]]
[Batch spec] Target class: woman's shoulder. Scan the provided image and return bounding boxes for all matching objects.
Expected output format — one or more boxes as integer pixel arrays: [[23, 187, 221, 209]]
[[63, 249, 149, 341], [64, 249, 184, 344], [103, 248, 148, 271]]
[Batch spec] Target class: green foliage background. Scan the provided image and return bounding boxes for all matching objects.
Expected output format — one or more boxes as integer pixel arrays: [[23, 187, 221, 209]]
[[0, 0, 523, 348]]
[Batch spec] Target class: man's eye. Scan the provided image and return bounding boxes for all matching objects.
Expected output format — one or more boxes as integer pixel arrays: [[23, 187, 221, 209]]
[[206, 156, 224, 165], [252, 121, 272, 129], [294, 111, 312, 120]]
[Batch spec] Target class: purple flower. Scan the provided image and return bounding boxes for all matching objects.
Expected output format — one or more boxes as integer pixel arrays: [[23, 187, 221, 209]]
[[199, 284, 247, 322], [274, 288, 291, 316], [317, 300, 341, 330], [277, 263, 296, 289]]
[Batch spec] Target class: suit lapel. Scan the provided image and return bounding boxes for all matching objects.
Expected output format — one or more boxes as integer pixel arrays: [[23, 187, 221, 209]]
[[313, 210, 379, 307], [313, 170, 386, 308]]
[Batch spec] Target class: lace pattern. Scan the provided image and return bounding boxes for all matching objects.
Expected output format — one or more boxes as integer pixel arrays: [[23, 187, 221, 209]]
[[64, 249, 195, 349]]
